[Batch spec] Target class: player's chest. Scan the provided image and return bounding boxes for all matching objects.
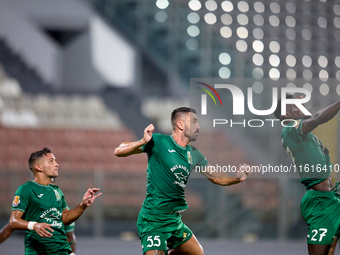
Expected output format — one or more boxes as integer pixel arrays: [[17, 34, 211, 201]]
[[157, 145, 192, 166], [31, 187, 62, 209]]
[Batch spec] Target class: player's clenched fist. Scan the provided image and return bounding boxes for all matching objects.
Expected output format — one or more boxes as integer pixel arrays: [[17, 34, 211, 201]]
[[236, 164, 251, 181], [143, 124, 154, 144]]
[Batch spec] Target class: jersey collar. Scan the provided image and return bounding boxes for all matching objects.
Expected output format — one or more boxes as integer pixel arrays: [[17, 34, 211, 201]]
[[170, 135, 189, 150], [31, 180, 50, 187]]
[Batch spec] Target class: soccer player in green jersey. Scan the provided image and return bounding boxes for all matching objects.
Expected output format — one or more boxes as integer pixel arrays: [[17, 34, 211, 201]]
[[115, 107, 250, 255], [275, 94, 340, 255], [0, 177, 77, 254], [9, 147, 101, 254], [0, 213, 77, 255]]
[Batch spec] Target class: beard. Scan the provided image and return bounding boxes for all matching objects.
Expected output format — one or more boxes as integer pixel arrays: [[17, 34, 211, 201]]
[[189, 135, 198, 141], [185, 126, 199, 141]]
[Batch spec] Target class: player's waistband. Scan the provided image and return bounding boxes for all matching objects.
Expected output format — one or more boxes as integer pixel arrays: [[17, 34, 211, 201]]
[[305, 189, 339, 197], [139, 210, 184, 219]]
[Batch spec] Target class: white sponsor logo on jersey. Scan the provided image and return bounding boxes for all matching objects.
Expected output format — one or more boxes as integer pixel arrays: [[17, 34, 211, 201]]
[[54, 190, 61, 201]]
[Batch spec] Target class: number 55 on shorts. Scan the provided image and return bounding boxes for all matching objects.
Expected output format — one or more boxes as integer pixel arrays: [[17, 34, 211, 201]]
[[141, 233, 167, 253]]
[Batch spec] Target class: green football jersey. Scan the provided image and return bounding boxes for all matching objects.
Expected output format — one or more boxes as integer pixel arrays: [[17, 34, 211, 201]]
[[141, 134, 209, 214], [12, 181, 71, 254], [281, 119, 332, 189]]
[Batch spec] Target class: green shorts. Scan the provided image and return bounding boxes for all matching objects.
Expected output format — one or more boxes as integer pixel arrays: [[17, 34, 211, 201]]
[[25, 240, 72, 255], [301, 190, 340, 245], [137, 211, 193, 254]]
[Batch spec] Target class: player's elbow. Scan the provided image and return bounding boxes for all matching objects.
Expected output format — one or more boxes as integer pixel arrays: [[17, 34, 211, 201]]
[[9, 218, 17, 230], [114, 147, 124, 157], [114, 148, 120, 156], [63, 220, 72, 226], [62, 214, 70, 225]]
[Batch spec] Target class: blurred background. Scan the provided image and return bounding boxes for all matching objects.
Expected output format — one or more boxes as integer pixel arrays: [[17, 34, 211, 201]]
[[0, 0, 339, 253]]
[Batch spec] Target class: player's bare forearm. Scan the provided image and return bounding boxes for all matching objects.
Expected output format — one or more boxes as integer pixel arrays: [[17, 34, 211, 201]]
[[201, 164, 250, 186], [206, 174, 244, 186], [215, 177, 244, 186], [302, 100, 340, 134], [201, 168, 242, 186], [62, 207, 84, 226], [0, 223, 13, 243], [10, 211, 53, 237], [114, 140, 145, 157], [115, 124, 154, 157]]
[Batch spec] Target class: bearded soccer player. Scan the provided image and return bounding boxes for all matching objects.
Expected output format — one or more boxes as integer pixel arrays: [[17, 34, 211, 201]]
[[9, 147, 101, 254], [115, 107, 250, 255], [275, 94, 340, 255]]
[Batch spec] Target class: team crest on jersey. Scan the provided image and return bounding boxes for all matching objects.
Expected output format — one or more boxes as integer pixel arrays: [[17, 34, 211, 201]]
[[54, 190, 60, 201], [12, 196, 20, 207]]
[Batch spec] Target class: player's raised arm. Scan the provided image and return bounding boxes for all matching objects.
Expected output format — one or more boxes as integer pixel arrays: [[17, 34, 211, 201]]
[[9, 211, 53, 238], [62, 188, 102, 225], [301, 100, 340, 134], [200, 164, 251, 186], [114, 124, 154, 157]]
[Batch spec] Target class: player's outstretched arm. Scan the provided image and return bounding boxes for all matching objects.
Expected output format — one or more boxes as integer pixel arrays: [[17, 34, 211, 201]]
[[200, 164, 251, 186], [62, 188, 102, 225], [9, 211, 53, 238], [0, 223, 13, 244], [114, 124, 154, 157], [302, 100, 340, 134]]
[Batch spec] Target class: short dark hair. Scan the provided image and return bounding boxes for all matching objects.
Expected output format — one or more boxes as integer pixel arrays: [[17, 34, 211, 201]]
[[28, 147, 52, 172], [274, 94, 293, 120], [171, 107, 197, 130]]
